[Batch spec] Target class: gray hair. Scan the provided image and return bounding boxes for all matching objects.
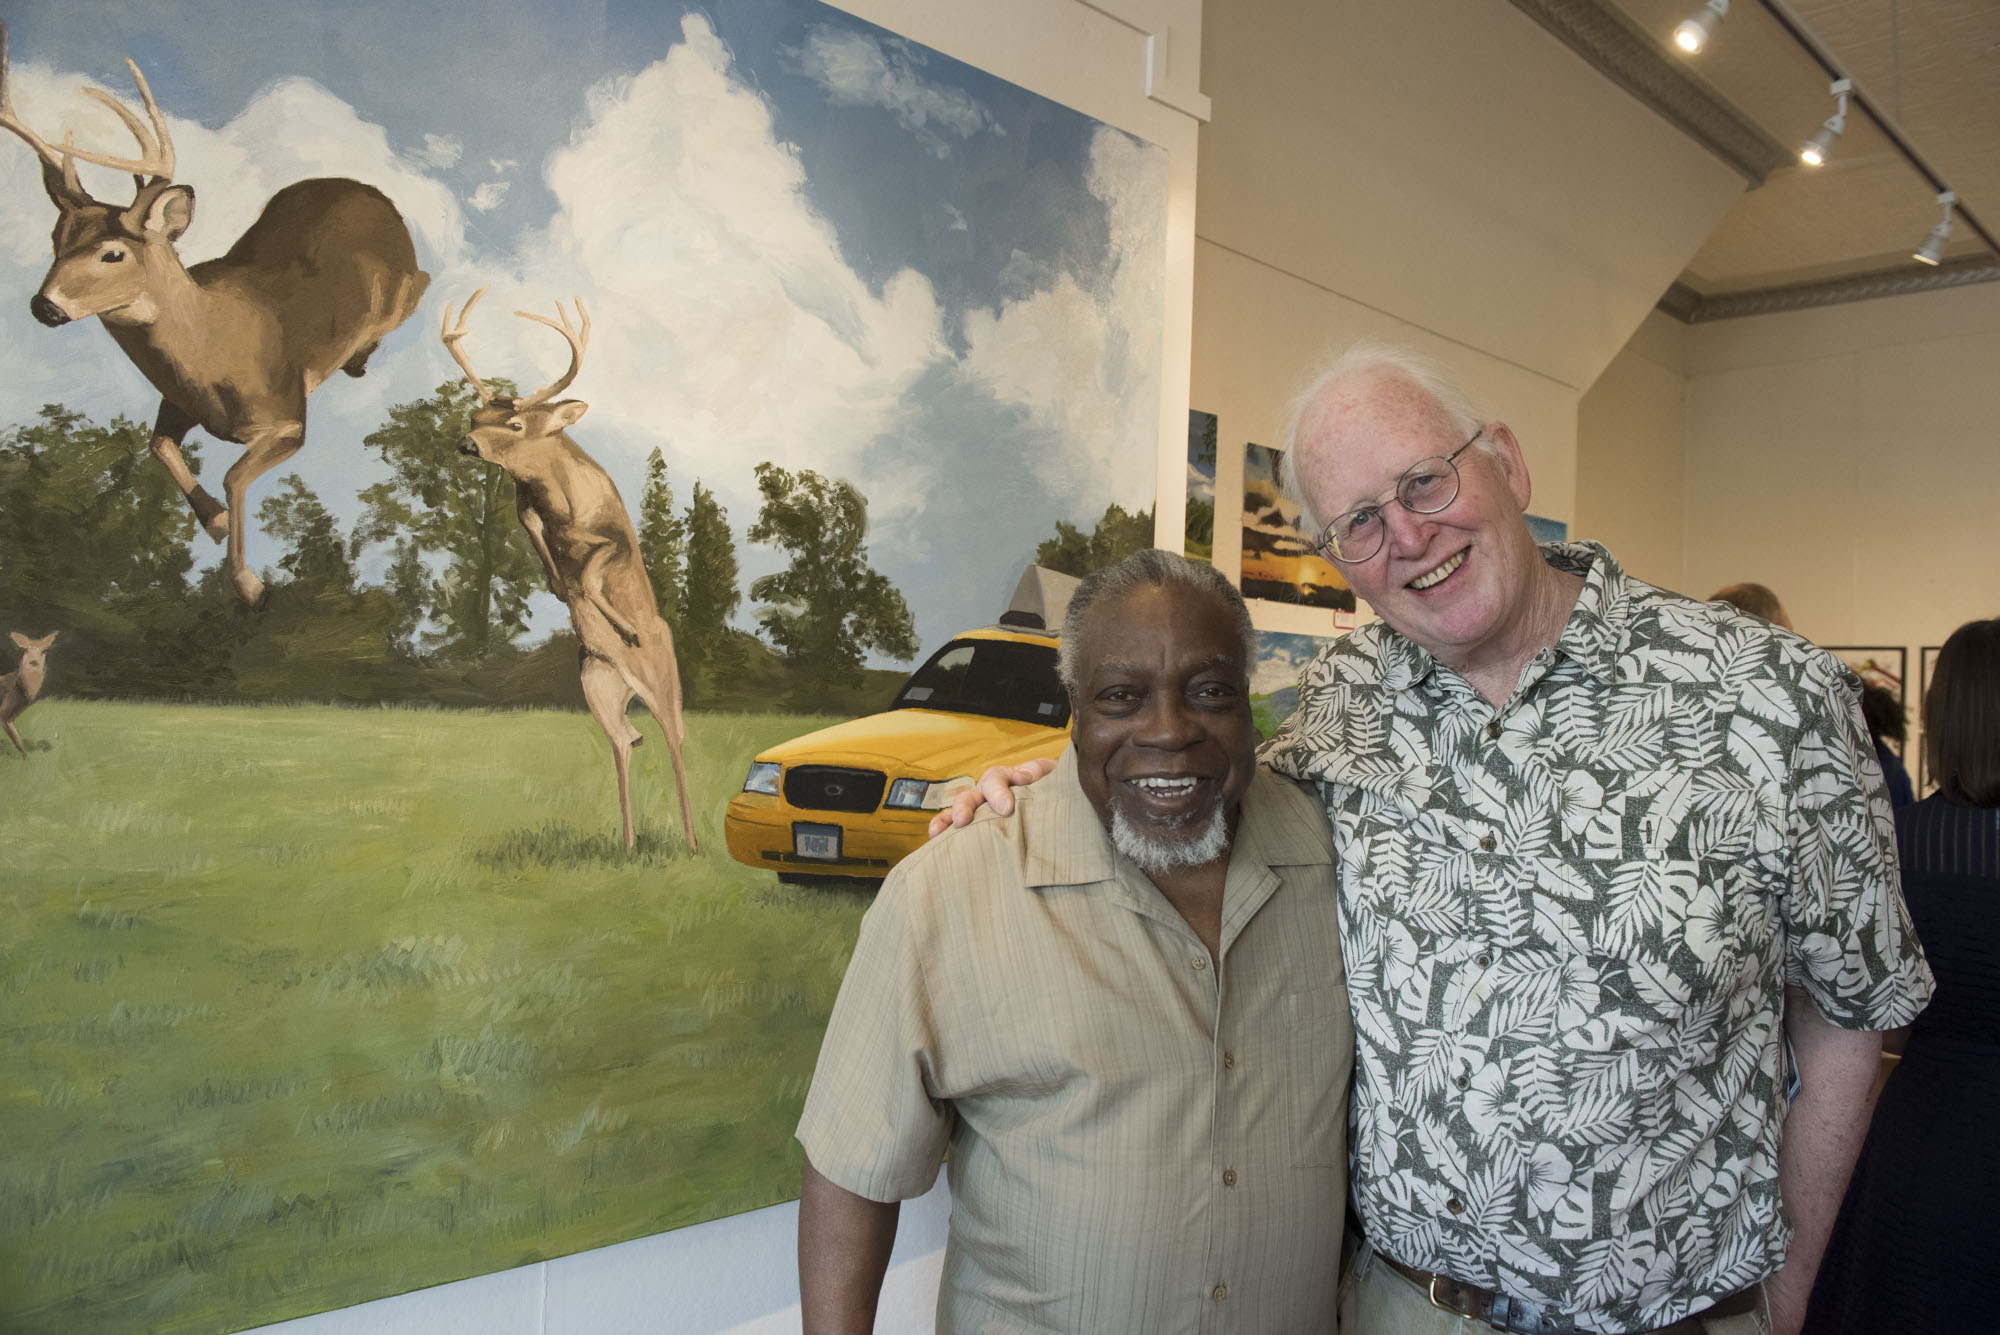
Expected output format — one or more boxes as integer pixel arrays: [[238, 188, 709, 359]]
[[1058, 549, 1257, 699], [1275, 340, 1489, 534]]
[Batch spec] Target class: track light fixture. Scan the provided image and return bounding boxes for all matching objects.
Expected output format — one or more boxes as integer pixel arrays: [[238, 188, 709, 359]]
[[1674, 0, 1729, 54], [1913, 191, 1956, 266], [1798, 78, 1851, 167]]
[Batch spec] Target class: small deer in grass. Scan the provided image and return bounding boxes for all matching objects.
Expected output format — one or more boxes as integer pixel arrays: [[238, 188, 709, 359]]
[[0, 23, 430, 606], [442, 289, 698, 852], [2, 631, 57, 757]]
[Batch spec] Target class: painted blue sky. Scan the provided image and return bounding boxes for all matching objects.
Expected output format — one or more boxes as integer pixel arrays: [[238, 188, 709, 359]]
[[0, 0, 1165, 663]]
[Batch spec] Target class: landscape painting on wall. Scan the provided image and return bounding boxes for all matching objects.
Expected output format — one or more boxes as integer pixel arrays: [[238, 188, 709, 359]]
[[1185, 409, 1216, 561], [1251, 627, 1337, 739], [1240, 443, 1353, 611], [0, 1, 1166, 1330]]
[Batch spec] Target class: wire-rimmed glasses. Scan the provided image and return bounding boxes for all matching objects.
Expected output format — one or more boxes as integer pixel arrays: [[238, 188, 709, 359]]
[[1311, 428, 1484, 564]]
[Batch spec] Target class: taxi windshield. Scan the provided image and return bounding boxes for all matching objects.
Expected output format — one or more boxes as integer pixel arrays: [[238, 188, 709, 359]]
[[891, 638, 1070, 727]]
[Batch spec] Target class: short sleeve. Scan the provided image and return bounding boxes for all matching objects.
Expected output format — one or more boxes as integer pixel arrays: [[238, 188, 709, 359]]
[[796, 875, 953, 1202], [1780, 656, 1934, 1028]]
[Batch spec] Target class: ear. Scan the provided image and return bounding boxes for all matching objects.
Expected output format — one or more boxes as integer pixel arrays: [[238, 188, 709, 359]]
[[9, 632, 28, 650], [40, 156, 89, 210], [545, 399, 589, 432], [37, 632, 58, 648], [126, 184, 195, 242], [1484, 423, 1534, 512]]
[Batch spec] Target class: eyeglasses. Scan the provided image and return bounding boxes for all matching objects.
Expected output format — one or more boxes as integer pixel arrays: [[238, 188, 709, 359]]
[[1311, 428, 1484, 564]]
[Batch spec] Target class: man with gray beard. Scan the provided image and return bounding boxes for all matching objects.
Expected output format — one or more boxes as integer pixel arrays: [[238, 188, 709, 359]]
[[796, 550, 1352, 1335]]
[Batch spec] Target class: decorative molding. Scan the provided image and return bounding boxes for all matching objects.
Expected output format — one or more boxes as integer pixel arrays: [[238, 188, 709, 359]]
[[1074, 1, 1211, 121], [1506, 0, 1791, 185], [1659, 256, 2000, 322]]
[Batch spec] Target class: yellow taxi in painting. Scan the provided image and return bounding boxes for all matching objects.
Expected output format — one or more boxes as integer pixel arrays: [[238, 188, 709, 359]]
[[724, 621, 1071, 882]]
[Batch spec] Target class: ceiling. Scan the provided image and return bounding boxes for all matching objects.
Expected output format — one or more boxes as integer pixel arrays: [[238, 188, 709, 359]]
[[1521, 0, 2000, 319]]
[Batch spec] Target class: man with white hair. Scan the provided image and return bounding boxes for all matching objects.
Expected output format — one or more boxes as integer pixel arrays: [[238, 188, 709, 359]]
[[798, 550, 1350, 1335], [942, 347, 1931, 1335]]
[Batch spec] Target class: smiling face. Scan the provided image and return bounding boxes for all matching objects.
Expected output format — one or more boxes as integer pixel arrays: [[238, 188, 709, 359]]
[[1291, 367, 1545, 672], [1069, 581, 1257, 876]]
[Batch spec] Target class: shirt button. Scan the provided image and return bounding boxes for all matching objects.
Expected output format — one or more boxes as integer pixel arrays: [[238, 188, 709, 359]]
[[1479, 836, 1496, 852], [1486, 719, 1502, 739], [1212, 1284, 1228, 1302], [1223, 1052, 1236, 1069], [1447, 1197, 1465, 1214], [1192, 955, 1208, 972], [1477, 954, 1492, 968], [1222, 1168, 1237, 1187], [1453, 1074, 1468, 1090]]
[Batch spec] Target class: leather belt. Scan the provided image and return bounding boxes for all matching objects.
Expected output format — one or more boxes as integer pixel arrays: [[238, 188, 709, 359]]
[[1380, 1253, 1761, 1335]]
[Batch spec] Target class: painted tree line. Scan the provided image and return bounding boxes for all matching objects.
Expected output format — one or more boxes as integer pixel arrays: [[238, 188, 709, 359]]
[[0, 382, 1150, 714]]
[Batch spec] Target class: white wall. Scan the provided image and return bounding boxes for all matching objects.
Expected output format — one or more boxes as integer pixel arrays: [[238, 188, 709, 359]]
[[1680, 281, 2000, 650], [1574, 310, 1691, 592], [1574, 280, 2000, 752], [239, 1, 1207, 1331]]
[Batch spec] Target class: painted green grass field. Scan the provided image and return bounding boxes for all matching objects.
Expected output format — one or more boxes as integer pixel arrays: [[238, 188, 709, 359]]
[[0, 699, 875, 1335]]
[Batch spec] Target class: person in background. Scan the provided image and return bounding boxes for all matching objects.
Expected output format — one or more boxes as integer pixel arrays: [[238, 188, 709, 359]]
[[797, 550, 1350, 1335], [1804, 615, 1997, 1332], [1709, 582, 1793, 629], [1858, 682, 1916, 809]]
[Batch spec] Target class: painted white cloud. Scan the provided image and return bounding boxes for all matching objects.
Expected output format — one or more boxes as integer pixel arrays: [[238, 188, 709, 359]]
[[444, 13, 950, 531], [957, 125, 1166, 519], [942, 201, 967, 232], [794, 26, 1000, 157], [469, 180, 510, 212], [410, 132, 463, 169]]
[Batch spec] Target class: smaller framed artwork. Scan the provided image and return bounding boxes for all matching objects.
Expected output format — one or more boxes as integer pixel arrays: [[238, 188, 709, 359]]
[[1526, 514, 1568, 544], [1240, 443, 1355, 611], [1187, 410, 1217, 562], [1251, 627, 1337, 740]]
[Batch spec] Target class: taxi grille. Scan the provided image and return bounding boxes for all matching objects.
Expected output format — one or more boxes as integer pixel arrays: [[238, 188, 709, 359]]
[[783, 766, 887, 814]]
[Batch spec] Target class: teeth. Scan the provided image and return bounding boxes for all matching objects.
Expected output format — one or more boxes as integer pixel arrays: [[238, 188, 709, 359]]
[[1133, 777, 1199, 793], [1410, 550, 1466, 590]]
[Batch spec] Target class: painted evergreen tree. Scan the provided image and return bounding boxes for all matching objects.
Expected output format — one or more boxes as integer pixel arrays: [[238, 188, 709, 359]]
[[637, 447, 685, 625], [677, 479, 741, 702]]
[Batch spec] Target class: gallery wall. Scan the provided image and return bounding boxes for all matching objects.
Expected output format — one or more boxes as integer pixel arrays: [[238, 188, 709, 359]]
[[1574, 310, 1691, 592], [1679, 281, 2000, 651], [1188, 0, 1747, 592]]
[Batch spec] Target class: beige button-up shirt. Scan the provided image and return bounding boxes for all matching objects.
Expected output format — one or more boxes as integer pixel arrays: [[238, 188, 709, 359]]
[[797, 748, 1351, 1334]]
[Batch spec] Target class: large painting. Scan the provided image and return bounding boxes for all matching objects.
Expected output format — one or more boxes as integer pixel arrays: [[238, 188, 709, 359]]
[[0, 2, 1166, 1330]]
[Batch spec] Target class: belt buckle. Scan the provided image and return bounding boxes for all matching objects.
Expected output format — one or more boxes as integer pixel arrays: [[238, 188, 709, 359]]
[[1428, 1273, 1481, 1320]]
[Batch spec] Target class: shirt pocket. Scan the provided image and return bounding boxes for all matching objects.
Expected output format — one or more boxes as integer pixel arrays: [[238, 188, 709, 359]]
[[1284, 985, 1351, 1168]]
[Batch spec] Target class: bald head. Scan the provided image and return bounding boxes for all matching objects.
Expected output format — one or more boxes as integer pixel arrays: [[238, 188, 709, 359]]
[[1279, 343, 1486, 533]]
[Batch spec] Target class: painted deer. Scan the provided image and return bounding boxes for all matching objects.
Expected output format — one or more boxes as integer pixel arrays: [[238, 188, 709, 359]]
[[0, 24, 430, 605], [2, 631, 57, 757], [442, 289, 698, 852]]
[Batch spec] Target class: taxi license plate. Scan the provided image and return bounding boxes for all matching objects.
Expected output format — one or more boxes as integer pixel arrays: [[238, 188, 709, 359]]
[[793, 824, 842, 861]]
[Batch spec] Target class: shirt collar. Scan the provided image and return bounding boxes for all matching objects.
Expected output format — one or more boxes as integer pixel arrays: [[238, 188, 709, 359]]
[[1016, 747, 1330, 893], [1373, 540, 1630, 691]]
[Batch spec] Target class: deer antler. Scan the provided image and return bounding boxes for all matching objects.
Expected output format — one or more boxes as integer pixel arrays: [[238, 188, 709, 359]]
[[514, 299, 591, 408], [0, 26, 175, 194], [440, 287, 494, 406]]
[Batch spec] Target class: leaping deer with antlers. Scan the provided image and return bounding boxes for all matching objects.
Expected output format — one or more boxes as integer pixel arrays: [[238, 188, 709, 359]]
[[443, 288, 699, 853], [0, 24, 430, 606]]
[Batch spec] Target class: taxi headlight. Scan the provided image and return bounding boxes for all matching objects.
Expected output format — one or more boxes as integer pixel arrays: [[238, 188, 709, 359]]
[[885, 776, 974, 810], [743, 761, 782, 796]]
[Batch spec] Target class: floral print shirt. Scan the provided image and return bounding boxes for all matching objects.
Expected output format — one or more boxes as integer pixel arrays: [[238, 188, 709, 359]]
[[1262, 542, 1933, 1333]]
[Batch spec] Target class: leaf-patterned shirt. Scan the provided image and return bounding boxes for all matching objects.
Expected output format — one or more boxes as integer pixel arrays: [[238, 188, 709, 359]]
[[1262, 541, 1933, 1333]]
